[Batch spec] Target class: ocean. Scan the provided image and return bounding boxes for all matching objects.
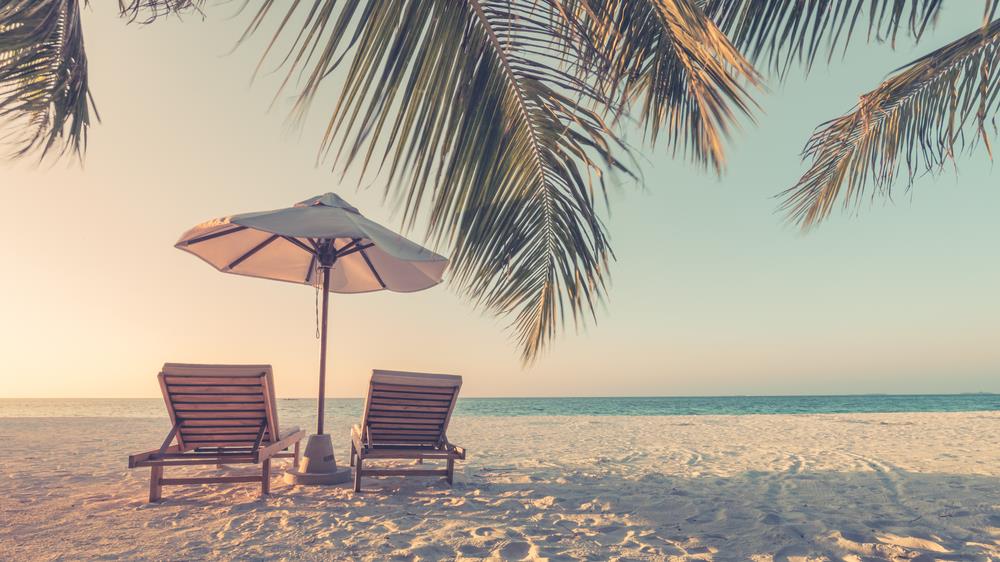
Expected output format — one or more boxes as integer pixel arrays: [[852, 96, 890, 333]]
[[1, 394, 997, 418]]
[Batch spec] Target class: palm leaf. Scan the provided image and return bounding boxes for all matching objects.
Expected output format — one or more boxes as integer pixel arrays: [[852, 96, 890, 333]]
[[781, 14, 1000, 229], [117, 1, 205, 22], [0, 0, 94, 160], [703, 0, 944, 77], [575, 0, 761, 172], [244, 0, 631, 362]]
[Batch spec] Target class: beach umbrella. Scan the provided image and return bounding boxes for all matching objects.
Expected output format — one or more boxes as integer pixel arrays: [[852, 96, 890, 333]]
[[175, 192, 448, 483]]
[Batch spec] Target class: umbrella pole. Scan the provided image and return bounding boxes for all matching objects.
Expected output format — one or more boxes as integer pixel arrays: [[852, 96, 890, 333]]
[[286, 262, 349, 485], [317, 266, 331, 435]]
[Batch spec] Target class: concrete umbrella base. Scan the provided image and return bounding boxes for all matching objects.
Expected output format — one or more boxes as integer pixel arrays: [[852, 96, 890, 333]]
[[284, 434, 351, 485]]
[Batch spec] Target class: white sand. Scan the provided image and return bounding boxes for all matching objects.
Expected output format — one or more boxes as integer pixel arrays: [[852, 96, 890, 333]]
[[1, 411, 998, 561]]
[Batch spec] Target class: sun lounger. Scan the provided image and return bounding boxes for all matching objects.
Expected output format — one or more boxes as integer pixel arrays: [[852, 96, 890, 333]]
[[127, 363, 305, 502], [350, 370, 466, 492]]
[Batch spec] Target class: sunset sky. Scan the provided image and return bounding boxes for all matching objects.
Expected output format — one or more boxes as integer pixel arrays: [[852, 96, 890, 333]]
[[1, 3, 998, 399]]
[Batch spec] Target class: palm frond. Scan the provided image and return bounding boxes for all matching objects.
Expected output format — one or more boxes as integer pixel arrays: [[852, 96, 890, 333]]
[[117, 1, 205, 23], [703, 0, 944, 77], [577, 0, 761, 172], [781, 16, 1000, 229], [244, 0, 631, 362], [0, 0, 94, 161]]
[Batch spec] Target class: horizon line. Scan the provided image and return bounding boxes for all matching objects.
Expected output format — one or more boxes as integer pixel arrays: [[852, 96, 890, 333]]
[[3, 391, 997, 400]]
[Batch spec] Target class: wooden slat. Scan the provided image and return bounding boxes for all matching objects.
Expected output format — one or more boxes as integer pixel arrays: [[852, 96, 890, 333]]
[[168, 385, 263, 394], [371, 371, 461, 388], [182, 419, 266, 427], [368, 415, 440, 425], [180, 429, 270, 437], [181, 436, 272, 445], [173, 403, 267, 412], [368, 404, 448, 419], [369, 429, 441, 436], [189, 446, 256, 452], [175, 411, 267, 420], [369, 411, 446, 419], [371, 383, 456, 395], [371, 391, 453, 402], [358, 469, 447, 477], [361, 446, 452, 453], [369, 420, 444, 428], [182, 426, 269, 435], [163, 376, 263, 385], [184, 440, 260, 448], [369, 418, 441, 424], [135, 459, 252, 467], [160, 476, 262, 485], [179, 433, 260, 441], [170, 395, 265, 404], [369, 408, 447, 419], [370, 400, 448, 414], [370, 428, 443, 436], [359, 450, 454, 459], [371, 429, 440, 441], [369, 424, 441, 431], [157, 450, 255, 458], [161, 363, 268, 377], [370, 397, 450, 406]]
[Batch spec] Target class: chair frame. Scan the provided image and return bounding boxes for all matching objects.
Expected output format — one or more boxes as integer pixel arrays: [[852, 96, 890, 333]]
[[127, 363, 305, 502], [349, 370, 466, 492]]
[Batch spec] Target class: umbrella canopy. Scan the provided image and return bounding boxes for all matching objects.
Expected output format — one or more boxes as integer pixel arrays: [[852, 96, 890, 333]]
[[176, 192, 447, 293], [176, 193, 448, 436]]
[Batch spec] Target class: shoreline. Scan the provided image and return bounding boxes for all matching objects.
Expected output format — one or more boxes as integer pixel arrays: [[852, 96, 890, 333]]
[[3, 409, 1000, 420]]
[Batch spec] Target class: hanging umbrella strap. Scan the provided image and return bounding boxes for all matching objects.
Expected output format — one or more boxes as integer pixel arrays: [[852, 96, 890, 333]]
[[315, 283, 321, 339]]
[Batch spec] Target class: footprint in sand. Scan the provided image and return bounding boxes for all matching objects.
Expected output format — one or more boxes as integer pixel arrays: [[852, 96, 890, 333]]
[[473, 526, 498, 538], [593, 524, 628, 545], [458, 543, 489, 557], [497, 541, 530, 560]]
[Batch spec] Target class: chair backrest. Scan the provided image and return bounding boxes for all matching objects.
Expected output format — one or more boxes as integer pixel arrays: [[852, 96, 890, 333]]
[[360, 370, 462, 448], [159, 363, 279, 451]]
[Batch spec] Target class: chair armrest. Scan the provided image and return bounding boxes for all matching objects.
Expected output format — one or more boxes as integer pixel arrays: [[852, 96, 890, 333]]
[[257, 428, 306, 461], [444, 442, 466, 460], [128, 445, 182, 468], [351, 424, 365, 451]]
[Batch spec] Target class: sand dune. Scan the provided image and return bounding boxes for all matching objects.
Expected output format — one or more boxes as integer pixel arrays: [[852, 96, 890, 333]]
[[1, 411, 998, 560]]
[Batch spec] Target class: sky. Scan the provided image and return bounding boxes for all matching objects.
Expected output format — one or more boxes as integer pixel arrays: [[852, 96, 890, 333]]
[[1, 3, 998, 399]]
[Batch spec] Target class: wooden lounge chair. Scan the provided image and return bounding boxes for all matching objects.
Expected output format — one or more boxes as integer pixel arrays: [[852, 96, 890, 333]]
[[350, 370, 466, 492], [127, 363, 305, 502]]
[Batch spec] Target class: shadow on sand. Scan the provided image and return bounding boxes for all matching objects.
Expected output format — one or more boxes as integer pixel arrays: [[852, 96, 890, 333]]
[[133, 458, 1000, 561]]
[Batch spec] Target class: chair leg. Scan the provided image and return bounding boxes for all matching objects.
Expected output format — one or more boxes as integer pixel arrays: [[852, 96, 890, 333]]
[[350, 442, 356, 467], [261, 459, 271, 496], [354, 458, 363, 493], [293, 441, 301, 470], [149, 465, 163, 503], [446, 458, 454, 485]]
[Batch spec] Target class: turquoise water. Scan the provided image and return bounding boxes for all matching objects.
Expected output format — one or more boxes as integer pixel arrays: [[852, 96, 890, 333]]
[[0, 394, 996, 418]]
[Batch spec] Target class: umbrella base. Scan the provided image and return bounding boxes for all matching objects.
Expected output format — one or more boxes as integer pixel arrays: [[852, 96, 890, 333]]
[[284, 434, 352, 485], [284, 467, 351, 485]]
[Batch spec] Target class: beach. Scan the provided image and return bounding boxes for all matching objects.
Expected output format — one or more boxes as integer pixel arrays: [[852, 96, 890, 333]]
[[1, 410, 998, 561]]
